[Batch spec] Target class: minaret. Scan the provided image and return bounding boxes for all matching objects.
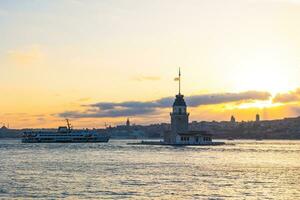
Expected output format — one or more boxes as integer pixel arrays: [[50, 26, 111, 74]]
[[126, 118, 130, 127], [230, 115, 236, 123], [170, 68, 189, 143], [256, 114, 260, 122]]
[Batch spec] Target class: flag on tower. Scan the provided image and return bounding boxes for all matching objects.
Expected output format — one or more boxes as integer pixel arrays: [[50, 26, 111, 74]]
[[174, 67, 181, 81]]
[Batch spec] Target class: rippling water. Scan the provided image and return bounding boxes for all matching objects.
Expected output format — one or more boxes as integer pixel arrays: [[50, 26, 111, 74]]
[[0, 139, 299, 199]]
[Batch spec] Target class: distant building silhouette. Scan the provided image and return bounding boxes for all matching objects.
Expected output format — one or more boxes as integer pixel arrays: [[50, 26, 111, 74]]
[[256, 114, 260, 122], [1, 123, 8, 130], [230, 116, 236, 123], [126, 118, 130, 127], [1, 125, 8, 130]]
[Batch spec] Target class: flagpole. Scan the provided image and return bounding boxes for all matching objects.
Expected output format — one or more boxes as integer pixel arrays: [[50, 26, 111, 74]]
[[179, 67, 181, 95]]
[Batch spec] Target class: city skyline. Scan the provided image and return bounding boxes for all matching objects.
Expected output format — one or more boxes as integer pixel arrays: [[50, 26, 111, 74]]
[[1, 0, 300, 128]]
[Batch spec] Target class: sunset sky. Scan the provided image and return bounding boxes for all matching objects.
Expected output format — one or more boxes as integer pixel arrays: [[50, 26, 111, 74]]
[[1, 0, 300, 128]]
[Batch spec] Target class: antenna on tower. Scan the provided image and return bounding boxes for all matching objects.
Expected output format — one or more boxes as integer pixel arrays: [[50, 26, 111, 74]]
[[179, 67, 181, 95]]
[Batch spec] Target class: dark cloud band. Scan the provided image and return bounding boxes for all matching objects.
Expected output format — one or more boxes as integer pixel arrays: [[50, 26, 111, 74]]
[[273, 88, 300, 103], [59, 90, 271, 118]]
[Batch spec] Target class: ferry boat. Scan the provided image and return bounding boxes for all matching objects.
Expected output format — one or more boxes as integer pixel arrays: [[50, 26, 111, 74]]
[[22, 120, 110, 143]]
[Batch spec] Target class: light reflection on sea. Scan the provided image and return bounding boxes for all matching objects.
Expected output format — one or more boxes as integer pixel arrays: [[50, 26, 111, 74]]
[[0, 139, 299, 199]]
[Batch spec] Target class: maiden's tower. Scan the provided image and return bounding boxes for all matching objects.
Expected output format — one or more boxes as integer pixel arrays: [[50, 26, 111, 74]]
[[163, 69, 214, 145]]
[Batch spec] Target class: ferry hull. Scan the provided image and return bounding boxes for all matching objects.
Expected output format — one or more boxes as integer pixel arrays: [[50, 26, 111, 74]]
[[22, 137, 110, 143], [22, 120, 110, 143]]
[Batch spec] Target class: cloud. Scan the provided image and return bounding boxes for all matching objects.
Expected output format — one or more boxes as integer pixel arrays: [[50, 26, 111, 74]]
[[131, 76, 161, 81], [186, 91, 271, 106], [59, 90, 271, 118], [59, 107, 156, 118], [78, 97, 91, 102], [7, 45, 45, 65], [273, 88, 300, 103]]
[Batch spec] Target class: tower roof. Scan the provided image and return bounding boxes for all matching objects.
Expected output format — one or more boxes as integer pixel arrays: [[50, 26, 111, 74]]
[[173, 94, 186, 107], [173, 68, 187, 107]]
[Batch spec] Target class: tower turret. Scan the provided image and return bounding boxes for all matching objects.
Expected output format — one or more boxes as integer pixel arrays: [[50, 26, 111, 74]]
[[169, 68, 189, 143]]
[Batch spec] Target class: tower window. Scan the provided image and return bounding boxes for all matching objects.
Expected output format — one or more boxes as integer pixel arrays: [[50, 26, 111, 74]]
[[178, 108, 182, 114]]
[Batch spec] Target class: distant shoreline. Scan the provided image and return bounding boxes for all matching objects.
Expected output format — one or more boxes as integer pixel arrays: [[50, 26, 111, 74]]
[[1, 138, 300, 141]]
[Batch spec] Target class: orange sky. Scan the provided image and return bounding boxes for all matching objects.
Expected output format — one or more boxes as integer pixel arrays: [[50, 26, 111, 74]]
[[1, 0, 300, 128]]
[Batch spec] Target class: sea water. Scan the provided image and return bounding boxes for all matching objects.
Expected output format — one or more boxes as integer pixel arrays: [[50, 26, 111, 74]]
[[0, 139, 299, 199]]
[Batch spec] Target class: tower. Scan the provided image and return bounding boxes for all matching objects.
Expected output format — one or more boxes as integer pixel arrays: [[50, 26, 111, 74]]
[[256, 114, 260, 122], [170, 68, 189, 143], [230, 115, 236, 123], [126, 118, 130, 127]]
